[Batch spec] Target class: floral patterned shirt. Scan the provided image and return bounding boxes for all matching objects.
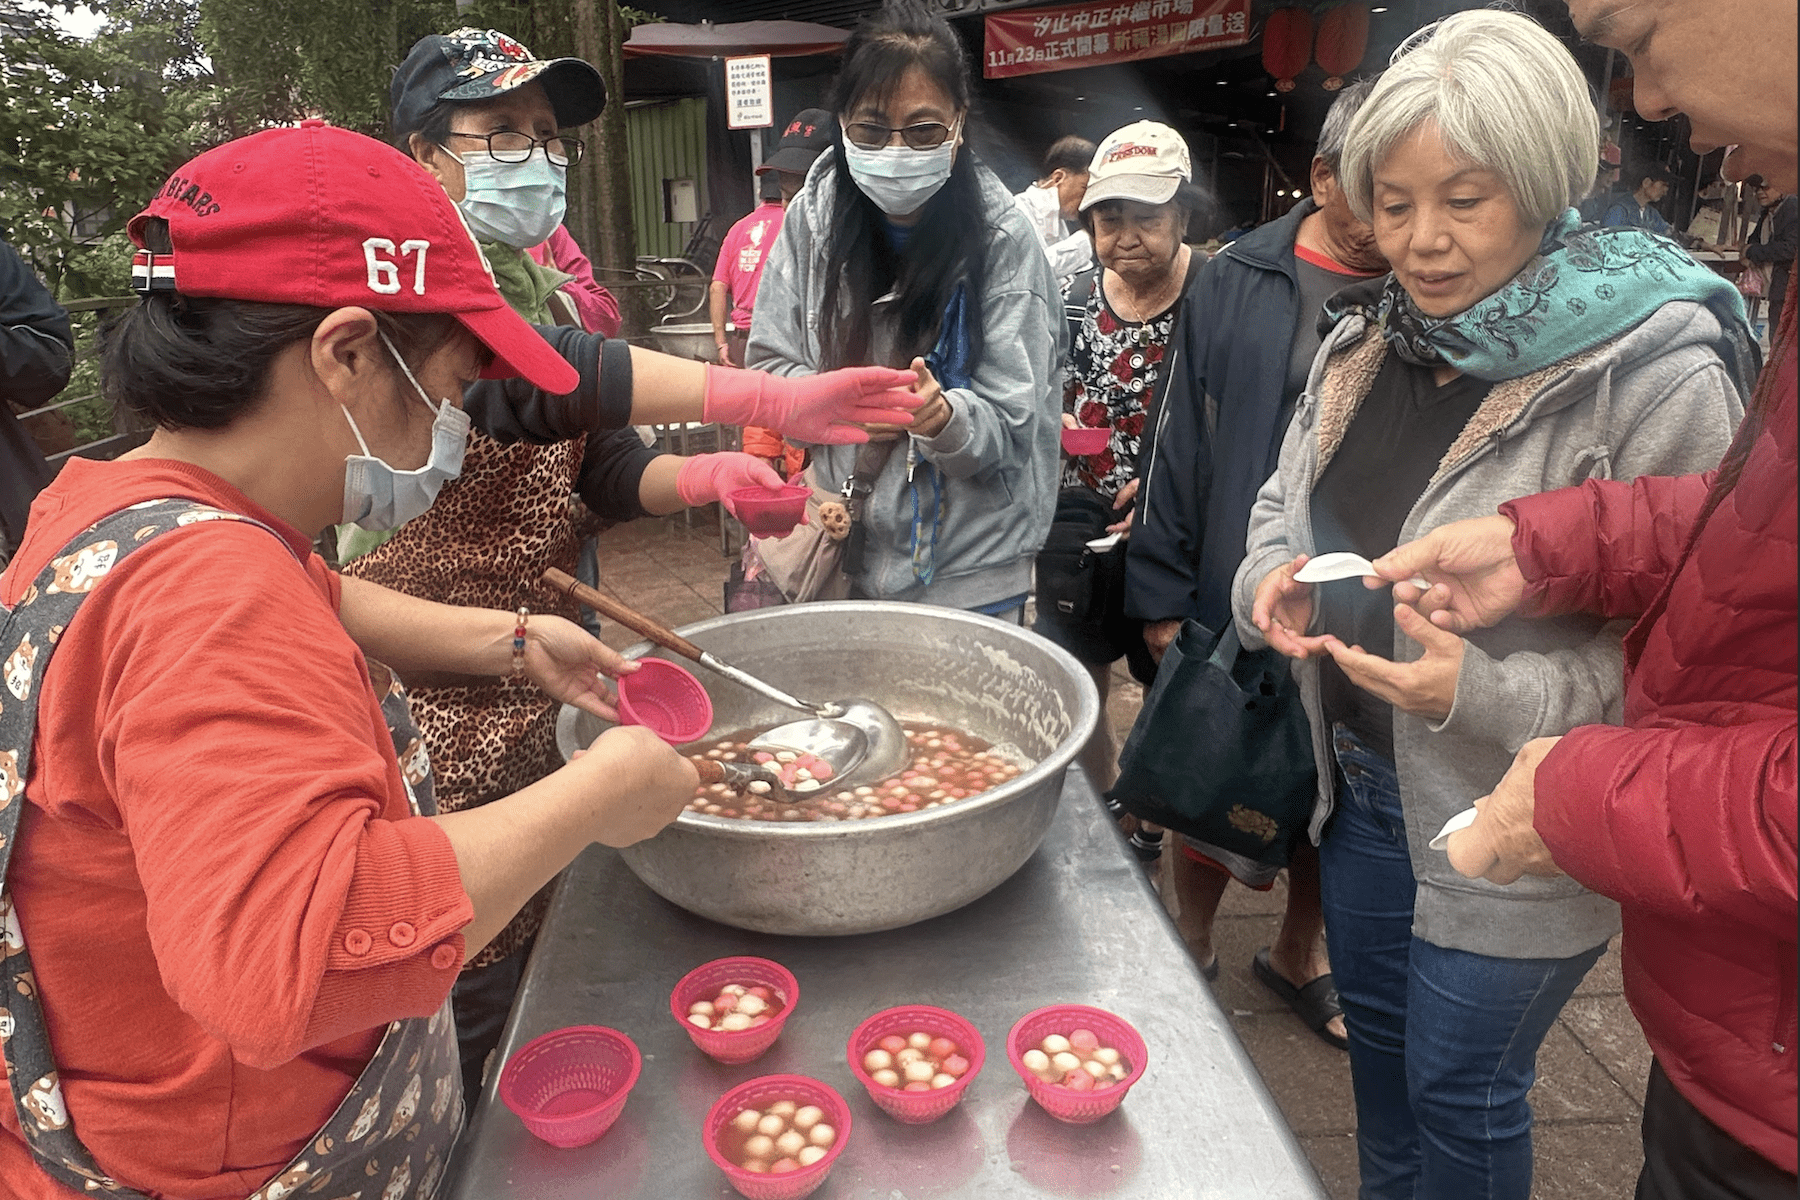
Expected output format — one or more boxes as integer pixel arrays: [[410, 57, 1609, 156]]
[[1062, 272, 1182, 500]]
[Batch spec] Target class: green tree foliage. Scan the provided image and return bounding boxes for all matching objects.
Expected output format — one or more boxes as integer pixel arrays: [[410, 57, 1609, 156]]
[[0, 3, 211, 295], [197, 0, 454, 136]]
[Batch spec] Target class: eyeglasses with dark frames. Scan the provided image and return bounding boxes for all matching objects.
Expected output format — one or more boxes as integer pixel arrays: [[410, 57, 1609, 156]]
[[444, 130, 584, 168], [842, 119, 959, 152]]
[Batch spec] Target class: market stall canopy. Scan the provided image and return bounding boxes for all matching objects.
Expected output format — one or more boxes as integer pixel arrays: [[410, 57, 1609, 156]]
[[624, 20, 850, 59]]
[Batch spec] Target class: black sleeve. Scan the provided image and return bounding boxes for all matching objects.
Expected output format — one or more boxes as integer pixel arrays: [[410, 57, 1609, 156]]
[[577, 427, 663, 522], [1124, 291, 1213, 624], [0, 238, 73, 411], [462, 326, 636, 445], [1746, 197, 1799, 266]]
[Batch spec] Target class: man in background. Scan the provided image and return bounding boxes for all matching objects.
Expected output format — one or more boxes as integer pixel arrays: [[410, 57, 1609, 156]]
[[1741, 173, 1798, 333], [1, 236, 72, 564], [1579, 140, 1623, 223], [1603, 162, 1677, 233], [1013, 135, 1097, 288]]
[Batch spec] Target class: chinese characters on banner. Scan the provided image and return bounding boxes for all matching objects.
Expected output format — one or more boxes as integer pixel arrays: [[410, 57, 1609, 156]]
[[984, 0, 1252, 78], [726, 55, 773, 129]]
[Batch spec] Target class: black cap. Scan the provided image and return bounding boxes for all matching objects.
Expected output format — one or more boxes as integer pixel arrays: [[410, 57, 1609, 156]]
[[1634, 162, 1678, 186], [757, 108, 834, 176], [391, 28, 605, 143], [1744, 174, 1770, 190]]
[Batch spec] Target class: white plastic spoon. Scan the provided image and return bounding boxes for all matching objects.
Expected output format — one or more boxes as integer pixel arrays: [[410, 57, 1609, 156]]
[[1292, 551, 1428, 589], [1428, 806, 1479, 851]]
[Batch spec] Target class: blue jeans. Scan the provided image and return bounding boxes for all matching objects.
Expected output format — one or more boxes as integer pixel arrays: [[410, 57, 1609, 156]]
[[1320, 725, 1604, 1200]]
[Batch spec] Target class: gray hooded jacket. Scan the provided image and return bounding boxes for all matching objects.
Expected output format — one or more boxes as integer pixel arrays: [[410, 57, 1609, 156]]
[[1231, 300, 1746, 959], [746, 151, 1066, 609]]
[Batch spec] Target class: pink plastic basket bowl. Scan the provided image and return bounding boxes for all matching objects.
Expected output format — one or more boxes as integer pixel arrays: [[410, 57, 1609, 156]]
[[704, 1073, 853, 1200], [615, 657, 713, 744], [1006, 1004, 1148, 1125], [498, 1025, 641, 1149], [671, 956, 800, 1065], [846, 1004, 986, 1124], [729, 484, 811, 536], [1061, 426, 1109, 456]]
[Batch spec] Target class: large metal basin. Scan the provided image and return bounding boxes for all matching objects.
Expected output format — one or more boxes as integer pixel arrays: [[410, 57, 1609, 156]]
[[557, 601, 1099, 936]]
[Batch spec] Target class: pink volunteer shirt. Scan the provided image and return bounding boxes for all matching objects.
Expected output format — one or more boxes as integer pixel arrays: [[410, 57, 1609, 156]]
[[712, 201, 786, 329]]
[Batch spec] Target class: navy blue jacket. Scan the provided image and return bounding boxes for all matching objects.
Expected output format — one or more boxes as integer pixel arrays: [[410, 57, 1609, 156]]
[[1, 237, 71, 548], [1126, 201, 1313, 631]]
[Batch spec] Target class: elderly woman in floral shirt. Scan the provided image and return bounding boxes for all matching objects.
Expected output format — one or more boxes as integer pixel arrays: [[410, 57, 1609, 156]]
[[1033, 120, 1205, 787]]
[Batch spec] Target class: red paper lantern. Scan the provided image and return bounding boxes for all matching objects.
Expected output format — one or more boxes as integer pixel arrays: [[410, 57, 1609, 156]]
[[1262, 7, 1314, 94], [1315, 3, 1370, 90]]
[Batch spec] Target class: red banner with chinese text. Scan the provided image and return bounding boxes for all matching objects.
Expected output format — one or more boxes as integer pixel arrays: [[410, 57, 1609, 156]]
[[984, 0, 1252, 79]]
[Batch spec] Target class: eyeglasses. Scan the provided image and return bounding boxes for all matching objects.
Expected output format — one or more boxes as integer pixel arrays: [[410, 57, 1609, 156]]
[[445, 130, 584, 168], [842, 119, 959, 151]]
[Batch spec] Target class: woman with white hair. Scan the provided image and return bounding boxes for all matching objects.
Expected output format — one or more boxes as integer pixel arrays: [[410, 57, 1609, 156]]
[[1229, 11, 1758, 1198]]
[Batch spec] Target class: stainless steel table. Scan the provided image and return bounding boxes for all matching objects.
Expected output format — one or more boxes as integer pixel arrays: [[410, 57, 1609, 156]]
[[445, 771, 1327, 1199]]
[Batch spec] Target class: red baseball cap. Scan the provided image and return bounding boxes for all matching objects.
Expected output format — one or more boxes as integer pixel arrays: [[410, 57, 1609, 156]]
[[127, 119, 578, 394]]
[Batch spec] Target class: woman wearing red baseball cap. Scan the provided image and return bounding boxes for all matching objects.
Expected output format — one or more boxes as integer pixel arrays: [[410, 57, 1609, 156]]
[[343, 27, 929, 1102], [0, 120, 904, 1199]]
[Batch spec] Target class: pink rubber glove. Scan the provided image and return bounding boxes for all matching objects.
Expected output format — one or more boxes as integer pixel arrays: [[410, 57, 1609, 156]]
[[675, 453, 787, 518], [702, 363, 922, 445]]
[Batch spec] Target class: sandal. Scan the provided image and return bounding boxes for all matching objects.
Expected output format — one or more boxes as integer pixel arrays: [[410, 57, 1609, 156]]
[[1252, 946, 1348, 1051]]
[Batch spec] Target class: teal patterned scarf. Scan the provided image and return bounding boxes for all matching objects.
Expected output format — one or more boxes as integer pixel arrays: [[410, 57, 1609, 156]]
[[1325, 210, 1760, 396]]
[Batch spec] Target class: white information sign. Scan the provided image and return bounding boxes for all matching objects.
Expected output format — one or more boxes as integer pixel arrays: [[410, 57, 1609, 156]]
[[725, 55, 773, 130]]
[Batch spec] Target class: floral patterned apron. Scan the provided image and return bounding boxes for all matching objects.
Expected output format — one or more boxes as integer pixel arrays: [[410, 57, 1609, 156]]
[[0, 499, 462, 1199]]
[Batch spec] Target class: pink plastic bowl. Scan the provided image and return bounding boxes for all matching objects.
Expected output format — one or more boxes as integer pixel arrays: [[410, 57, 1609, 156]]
[[729, 484, 810, 536], [704, 1073, 853, 1200], [1061, 426, 1109, 456], [1006, 1004, 1148, 1125], [671, 956, 800, 1065], [615, 657, 713, 744], [498, 1025, 641, 1148], [846, 1004, 985, 1124]]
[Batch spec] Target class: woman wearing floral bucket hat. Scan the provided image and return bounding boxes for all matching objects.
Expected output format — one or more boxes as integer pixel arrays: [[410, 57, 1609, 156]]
[[338, 27, 927, 1105]]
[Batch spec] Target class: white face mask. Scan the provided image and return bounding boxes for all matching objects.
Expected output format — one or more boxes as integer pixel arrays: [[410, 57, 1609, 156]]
[[340, 333, 472, 531], [446, 146, 566, 249], [840, 120, 961, 217]]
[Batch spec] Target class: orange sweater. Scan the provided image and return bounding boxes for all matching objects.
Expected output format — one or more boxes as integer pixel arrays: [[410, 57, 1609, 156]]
[[0, 459, 472, 1198]]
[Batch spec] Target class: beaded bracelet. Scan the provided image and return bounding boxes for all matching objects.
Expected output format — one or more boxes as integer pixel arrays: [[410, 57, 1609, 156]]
[[511, 606, 529, 677]]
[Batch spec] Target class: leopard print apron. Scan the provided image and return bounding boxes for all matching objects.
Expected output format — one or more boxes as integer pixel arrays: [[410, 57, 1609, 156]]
[[343, 430, 585, 966], [0, 500, 461, 1199]]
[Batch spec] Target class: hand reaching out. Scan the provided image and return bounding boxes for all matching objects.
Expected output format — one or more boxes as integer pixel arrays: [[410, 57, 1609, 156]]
[[1252, 556, 1332, 659], [1370, 515, 1525, 634]]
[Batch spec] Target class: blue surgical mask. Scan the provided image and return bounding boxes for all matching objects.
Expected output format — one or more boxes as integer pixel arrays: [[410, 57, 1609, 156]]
[[340, 334, 472, 531], [447, 146, 566, 248], [840, 123, 960, 217]]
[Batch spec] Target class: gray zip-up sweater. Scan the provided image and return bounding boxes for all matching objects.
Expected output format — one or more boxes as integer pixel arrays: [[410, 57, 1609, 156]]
[[746, 152, 1066, 609], [1231, 300, 1746, 959]]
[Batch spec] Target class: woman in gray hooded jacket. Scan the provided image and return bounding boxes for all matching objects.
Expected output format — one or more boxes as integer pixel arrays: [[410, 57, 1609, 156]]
[[1229, 13, 1756, 1200], [746, 1, 1064, 617]]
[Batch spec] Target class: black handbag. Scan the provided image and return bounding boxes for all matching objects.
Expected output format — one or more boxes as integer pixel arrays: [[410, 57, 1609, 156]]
[[1034, 488, 1122, 624], [1107, 618, 1318, 869]]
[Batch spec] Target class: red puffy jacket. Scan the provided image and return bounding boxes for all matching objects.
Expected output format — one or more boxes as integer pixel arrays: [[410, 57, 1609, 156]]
[[1500, 287, 1797, 1174]]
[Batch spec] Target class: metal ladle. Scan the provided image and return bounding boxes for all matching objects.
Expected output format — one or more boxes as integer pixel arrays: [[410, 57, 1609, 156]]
[[542, 568, 910, 791]]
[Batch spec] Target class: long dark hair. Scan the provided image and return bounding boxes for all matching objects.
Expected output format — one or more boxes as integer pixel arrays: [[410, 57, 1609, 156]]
[[819, 0, 989, 373]]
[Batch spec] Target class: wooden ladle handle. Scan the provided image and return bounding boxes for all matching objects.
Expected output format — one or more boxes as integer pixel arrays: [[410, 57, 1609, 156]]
[[542, 567, 708, 664]]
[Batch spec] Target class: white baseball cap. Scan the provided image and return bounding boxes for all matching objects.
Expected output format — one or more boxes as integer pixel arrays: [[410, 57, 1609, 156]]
[[1079, 121, 1192, 211]]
